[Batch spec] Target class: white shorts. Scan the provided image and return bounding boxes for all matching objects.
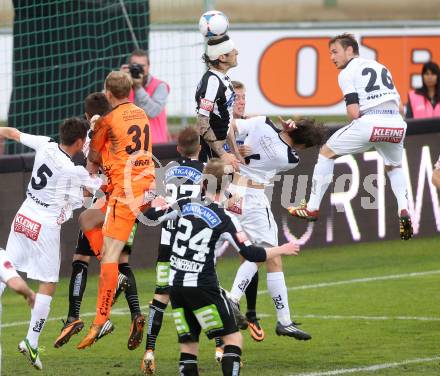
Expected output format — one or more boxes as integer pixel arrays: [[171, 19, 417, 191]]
[[5, 212, 61, 283], [227, 184, 278, 247], [0, 249, 20, 284], [326, 115, 407, 166]]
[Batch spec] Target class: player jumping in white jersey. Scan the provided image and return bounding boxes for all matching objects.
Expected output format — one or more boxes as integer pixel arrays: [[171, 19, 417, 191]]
[[226, 115, 326, 340], [0, 118, 101, 370], [288, 33, 413, 240]]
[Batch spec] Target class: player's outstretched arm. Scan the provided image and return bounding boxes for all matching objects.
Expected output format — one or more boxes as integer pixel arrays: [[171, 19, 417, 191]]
[[144, 196, 178, 223], [265, 242, 301, 259], [0, 127, 21, 142], [223, 213, 300, 262]]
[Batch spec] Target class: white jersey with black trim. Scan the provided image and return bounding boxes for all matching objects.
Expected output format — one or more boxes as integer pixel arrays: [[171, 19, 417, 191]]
[[18, 133, 101, 226], [235, 116, 300, 185], [338, 57, 401, 114]]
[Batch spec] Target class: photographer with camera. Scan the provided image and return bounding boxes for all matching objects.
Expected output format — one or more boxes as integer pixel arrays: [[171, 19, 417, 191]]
[[121, 49, 170, 143]]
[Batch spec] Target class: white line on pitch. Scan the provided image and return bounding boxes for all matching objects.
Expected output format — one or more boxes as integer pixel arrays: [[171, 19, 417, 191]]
[[2, 309, 440, 329], [0, 305, 150, 329], [258, 269, 440, 295], [290, 355, 440, 376], [2, 269, 440, 329], [301, 314, 440, 322], [240, 313, 440, 322]]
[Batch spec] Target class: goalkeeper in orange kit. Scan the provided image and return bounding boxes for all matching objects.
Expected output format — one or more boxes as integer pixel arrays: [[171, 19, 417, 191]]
[[77, 71, 155, 349]]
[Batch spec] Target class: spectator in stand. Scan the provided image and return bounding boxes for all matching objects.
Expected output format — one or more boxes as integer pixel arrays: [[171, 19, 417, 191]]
[[121, 49, 170, 143], [406, 62, 440, 119]]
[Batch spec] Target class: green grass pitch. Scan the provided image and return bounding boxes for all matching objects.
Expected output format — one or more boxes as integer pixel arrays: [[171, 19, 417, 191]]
[[2, 236, 440, 375]]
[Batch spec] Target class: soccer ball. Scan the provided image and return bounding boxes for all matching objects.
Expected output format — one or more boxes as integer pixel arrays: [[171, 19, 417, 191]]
[[198, 10, 229, 38]]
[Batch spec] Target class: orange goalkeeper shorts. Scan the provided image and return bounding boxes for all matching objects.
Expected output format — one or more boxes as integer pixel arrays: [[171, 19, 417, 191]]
[[102, 180, 153, 242]]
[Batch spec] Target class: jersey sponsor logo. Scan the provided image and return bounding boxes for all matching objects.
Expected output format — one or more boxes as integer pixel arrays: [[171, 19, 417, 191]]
[[200, 98, 214, 112], [181, 203, 221, 228], [26, 190, 50, 208], [170, 255, 204, 273], [369, 127, 405, 143], [165, 166, 203, 183], [14, 214, 42, 241]]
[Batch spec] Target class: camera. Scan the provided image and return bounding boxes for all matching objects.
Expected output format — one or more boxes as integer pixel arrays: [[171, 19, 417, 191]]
[[129, 63, 144, 79]]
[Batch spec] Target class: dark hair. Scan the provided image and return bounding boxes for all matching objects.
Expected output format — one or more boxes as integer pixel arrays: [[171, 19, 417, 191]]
[[177, 126, 200, 157], [59, 117, 88, 146], [129, 49, 149, 63], [202, 53, 221, 68], [286, 118, 327, 148], [329, 33, 359, 55], [416, 61, 440, 102], [84, 92, 112, 117], [202, 34, 231, 67]]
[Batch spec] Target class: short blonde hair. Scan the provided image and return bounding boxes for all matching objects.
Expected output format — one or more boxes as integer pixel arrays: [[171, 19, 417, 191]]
[[104, 71, 132, 99]]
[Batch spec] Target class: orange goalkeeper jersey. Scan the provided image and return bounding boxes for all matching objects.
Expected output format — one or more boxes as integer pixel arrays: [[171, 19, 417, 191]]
[[90, 102, 155, 190]]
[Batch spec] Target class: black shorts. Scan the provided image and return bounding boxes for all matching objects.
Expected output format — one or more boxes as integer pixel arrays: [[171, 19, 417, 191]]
[[169, 285, 238, 343], [154, 223, 174, 294], [74, 229, 134, 257]]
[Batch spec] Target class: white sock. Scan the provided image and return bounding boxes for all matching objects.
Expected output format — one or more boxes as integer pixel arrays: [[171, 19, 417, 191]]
[[387, 168, 408, 213], [26, 293, 52, 348], [229, 261, 258, 302], [308, 155, 335, 211], [267, 272, 291, 326]]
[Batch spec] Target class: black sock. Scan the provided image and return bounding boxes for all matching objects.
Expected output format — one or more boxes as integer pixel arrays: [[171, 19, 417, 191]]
[[222, 345, 241, 376], [118, 263, 141, 319], [179, 353, 198, 375], [67, 260, 88, 320], [245, 270, 259, 314], [146, 298, 168, 351], [214, 336, 224, 348]]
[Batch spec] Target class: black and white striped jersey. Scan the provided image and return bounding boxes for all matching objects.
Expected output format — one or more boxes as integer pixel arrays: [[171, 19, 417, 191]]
[[195, 69, 235, 161], [158, 158, 205, 251], [146, 198, 267, 288]]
